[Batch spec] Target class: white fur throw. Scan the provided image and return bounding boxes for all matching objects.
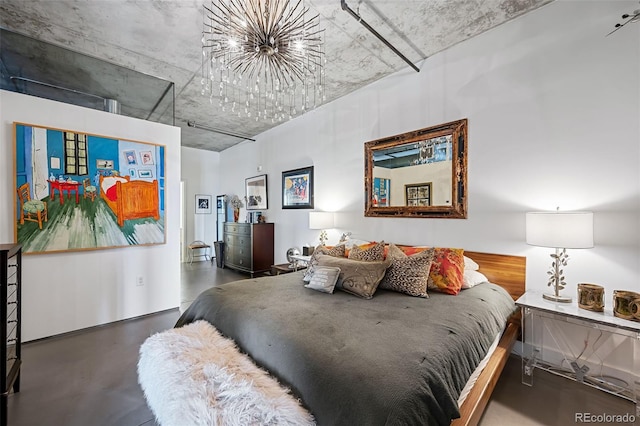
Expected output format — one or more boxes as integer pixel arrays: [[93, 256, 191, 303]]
[[137, 320, 315, 426]]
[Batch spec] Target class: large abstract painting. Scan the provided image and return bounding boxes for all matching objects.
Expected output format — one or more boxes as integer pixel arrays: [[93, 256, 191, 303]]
[[14, 122, 166, 254]]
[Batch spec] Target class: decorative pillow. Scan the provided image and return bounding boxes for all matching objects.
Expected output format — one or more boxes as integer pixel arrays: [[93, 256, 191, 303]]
[[344, 241, 374, 258], [464, 255, 479, 271], [397, 245, 431, 256], [462, 269, 489, 289], [315, 254, 391, 299], [427, 248, 465, 295], [341, 238, 373, 249], [348, 241, 385, 261], [303, 244, 346, 282], [379, 244, 435, 298], [318, 244, 346, 257], [304, 266, 341, 293]]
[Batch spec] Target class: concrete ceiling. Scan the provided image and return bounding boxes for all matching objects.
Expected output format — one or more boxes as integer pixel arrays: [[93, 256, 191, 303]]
[[0, 0, 552, 152]]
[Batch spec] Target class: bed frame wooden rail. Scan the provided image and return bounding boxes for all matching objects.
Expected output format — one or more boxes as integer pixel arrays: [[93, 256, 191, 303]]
[[451, 251, 526, 426]]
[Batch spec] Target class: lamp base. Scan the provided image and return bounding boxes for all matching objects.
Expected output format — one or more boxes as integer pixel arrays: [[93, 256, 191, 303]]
[[543, 293, 572, 303]]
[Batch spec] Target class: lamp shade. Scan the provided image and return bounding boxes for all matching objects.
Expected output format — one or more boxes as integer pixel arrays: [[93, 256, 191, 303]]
[[526, 211, 594, 249], [309, 212, 334, 230]]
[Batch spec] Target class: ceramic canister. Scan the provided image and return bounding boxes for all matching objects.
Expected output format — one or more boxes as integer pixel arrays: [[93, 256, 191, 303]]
[[577, 283, 604, 312], [613, 290, 640, 321]]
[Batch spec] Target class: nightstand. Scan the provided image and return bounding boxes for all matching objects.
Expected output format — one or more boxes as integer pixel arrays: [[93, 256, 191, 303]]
[[270, 263, 306, 276], [289, 254, 311, 266], [516, 291, 639, 419]]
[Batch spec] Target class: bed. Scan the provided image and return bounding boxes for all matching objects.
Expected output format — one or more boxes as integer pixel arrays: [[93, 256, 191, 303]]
[[99, 175, 160, 227], [175, 250, 525, 426]]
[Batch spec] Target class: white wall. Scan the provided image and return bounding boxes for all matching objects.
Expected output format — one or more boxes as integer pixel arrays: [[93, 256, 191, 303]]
[[217, 0, 640, 307], [181, 146, 220, 258], [0, 90, 181, 341]]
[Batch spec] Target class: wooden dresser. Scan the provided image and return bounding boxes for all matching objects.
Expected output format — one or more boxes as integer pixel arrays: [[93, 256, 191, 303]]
[[0, 244, 21, 426], [223, 223, 274, 277]]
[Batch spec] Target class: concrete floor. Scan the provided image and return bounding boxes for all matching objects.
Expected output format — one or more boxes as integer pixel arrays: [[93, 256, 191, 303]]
[[6, 260, 635, 425]]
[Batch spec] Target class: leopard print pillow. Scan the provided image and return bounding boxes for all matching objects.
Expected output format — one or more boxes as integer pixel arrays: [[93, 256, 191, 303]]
[[348, 241, 385, 261], [379, 244, 435, 298], [319, 244, 346, 257]]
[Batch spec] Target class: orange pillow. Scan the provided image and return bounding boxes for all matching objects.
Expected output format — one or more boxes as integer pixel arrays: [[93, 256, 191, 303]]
[[398, 245, 431, 256], [427, 248, 465, 295]]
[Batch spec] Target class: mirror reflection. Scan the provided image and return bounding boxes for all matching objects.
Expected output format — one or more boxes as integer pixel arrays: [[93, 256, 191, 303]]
[[364, 119, 467, 219], [372, 135, 453, 207]]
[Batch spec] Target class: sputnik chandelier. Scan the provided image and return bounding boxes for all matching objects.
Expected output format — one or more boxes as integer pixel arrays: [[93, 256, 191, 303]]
[[201, 0, 326, 123]]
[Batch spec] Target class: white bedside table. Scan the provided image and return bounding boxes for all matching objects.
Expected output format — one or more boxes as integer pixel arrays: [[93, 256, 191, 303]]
[[289, 254, 311, 270], [516, 291, 640, 419]]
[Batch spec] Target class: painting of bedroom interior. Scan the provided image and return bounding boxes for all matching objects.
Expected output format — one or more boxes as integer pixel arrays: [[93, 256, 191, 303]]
[[14, 122, 166, 254]]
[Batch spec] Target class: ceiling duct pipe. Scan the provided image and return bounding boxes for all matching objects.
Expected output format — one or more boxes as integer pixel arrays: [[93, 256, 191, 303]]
[[341, 0, 420, 73], [104, 98, 121, 114], [186, 121, 256, 142]]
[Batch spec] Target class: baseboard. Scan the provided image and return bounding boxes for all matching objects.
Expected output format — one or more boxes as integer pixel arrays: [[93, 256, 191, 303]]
[[24, 307, 180, 345]]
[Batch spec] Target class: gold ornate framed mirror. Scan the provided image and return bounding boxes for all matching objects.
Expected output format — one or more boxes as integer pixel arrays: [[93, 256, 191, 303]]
[[364, 119, 467, 219]]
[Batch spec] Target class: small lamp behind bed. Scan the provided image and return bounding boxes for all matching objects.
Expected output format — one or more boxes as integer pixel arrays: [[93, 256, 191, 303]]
[[309, 211, 334, 246], [526, 208, 594, 303]]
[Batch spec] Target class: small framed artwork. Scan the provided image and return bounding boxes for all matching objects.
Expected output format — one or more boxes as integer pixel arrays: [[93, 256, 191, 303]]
[[282, 166, 314, 209], [195, 194, 212, 214], [405, 182, 432, 207], [128, 168, 137, 178], [372, 177, 390, 207], [245, 174, 268, 210], [140, 151, 154, 165], [124, 150, 137, 165], [96, 159, 114, 169], [139, 169, 153, 178]]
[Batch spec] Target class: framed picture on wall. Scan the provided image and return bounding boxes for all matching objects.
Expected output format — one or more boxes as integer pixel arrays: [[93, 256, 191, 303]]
[[195, 194, 212, 214], [282, 166, 314, 209], [14, 122, 166, 255], [405, 182, 432, 206], [140, 150, 154, 165], [373, 177, 390, 207], [96, 159, 114, 169], [124, 150, 137, 165], [245, 174, 268, 210]]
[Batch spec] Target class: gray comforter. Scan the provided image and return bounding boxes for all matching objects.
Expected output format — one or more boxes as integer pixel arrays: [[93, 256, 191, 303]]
[[175, 271, 516, 426]]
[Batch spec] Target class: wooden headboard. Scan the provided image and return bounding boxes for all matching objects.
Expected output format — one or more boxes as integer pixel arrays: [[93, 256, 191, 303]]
[[464, 251, 526, 301]]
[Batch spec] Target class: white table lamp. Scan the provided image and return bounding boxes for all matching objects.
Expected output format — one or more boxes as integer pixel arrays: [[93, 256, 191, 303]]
[[309, 212, 334, 246], [526, 209, 594, 303]]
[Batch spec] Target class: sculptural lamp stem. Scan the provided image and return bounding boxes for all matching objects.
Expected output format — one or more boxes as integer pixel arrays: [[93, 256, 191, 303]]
[[543, 247, 572, 303], [525, 210, 594, 304], [319, 230, 328, 246]]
